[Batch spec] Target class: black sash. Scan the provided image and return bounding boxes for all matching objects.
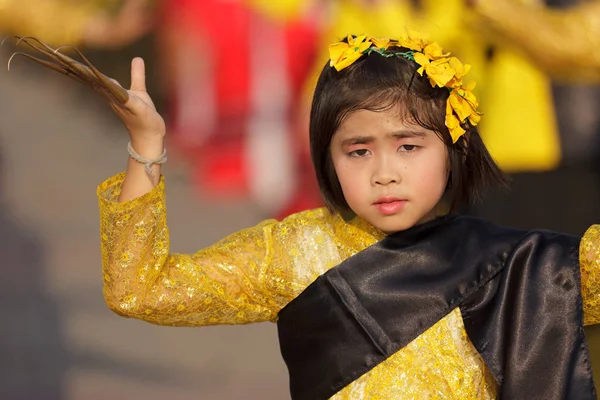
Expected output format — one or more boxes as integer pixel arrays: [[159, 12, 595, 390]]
[[277, 215, 596, 399]]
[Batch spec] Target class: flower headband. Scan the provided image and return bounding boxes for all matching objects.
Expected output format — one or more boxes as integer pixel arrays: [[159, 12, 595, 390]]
[[328, 32, 481, 143]]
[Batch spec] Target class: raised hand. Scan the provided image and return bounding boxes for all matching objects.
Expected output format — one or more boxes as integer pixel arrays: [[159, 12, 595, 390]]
[[109, 57, 166, 141], [7, 36, 166, 197], [7, 36, 165, 140]]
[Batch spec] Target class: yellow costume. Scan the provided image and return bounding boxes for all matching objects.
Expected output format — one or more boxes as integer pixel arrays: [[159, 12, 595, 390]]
[[417, 0, 561, 172], [473, 0, 600, 82], [98, 173, 600, 399], [467, 0, 600, 172]]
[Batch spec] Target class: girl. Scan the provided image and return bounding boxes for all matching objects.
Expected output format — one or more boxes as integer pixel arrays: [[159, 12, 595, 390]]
[[28, 31, 599, 398]]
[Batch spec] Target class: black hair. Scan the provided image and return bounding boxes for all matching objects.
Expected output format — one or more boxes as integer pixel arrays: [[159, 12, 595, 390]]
[[309, 42, 508, 214]]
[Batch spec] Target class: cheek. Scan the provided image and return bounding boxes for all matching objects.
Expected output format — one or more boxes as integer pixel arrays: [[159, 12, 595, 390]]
[[333, 159, 352, 188], [332, 157, 366, 203], [412, 150, 449, 192]]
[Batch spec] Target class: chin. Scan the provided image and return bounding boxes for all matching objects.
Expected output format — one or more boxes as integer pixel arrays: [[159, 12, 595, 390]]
[[373, 218, 418, 235]]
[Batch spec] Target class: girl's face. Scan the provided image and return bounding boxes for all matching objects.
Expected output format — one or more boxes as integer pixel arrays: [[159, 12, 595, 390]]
[[330, 108, 449, 234]]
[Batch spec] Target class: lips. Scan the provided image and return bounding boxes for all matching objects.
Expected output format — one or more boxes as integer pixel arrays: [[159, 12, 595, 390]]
[[373, 197, 407, 215]]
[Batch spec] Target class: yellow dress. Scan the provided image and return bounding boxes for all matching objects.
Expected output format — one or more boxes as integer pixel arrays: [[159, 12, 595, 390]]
[[98, 173, 600, 399]]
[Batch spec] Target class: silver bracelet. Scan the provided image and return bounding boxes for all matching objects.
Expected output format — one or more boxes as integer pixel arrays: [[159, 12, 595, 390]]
[[127, 141, 167, 175]]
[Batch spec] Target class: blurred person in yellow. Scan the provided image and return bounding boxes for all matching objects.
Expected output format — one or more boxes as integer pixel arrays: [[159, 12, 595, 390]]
[[471, 0, 600, 81], [465, 0, 600, 236], [467, 0, 600, 172], [0, 0, 153, 49]]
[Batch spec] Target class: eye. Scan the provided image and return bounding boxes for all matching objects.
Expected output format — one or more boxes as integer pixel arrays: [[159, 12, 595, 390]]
[[348, 149, 370, 157], [399, 144, 419, 153]]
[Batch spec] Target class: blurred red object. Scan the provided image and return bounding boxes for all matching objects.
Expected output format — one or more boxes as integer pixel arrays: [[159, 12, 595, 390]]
[[157, 0, 323, 215]]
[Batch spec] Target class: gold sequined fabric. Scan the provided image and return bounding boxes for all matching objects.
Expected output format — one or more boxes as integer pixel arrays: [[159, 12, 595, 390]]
[[580, 225, 600, 326], [98, 173, 599, 399]]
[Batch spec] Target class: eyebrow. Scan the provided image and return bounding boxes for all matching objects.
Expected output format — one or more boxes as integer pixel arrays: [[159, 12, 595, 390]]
[[340, 130, 427, 146]]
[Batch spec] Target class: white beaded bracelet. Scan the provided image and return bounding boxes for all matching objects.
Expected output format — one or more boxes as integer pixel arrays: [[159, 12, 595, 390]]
[[127, 141, 167, 175]]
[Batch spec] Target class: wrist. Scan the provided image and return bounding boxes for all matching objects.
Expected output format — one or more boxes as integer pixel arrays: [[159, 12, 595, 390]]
[[129, 136, 165, 159], [127, 140, 167, 177]]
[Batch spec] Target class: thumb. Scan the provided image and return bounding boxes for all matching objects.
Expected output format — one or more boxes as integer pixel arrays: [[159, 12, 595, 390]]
[[130, 57, 147, 92]]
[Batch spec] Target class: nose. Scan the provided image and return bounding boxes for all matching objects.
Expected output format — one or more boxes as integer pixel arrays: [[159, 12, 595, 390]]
[[372, 155, 401, 186]]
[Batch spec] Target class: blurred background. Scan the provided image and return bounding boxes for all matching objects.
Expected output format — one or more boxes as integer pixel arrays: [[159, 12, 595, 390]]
[[1, 0, 600, 398]]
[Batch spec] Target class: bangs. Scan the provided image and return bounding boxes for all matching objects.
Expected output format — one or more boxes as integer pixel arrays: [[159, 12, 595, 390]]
[[328, 48, 450, 143]]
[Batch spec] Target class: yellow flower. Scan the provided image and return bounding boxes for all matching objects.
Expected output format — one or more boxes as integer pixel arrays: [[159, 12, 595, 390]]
[[327, 31, 481, 143], [422, 42, 450, 61], [329, 35, 373, 71], [398, 29, 429, 52], [446, 103, 466, 143], [468, 110, 482, 126], [414, 54, 456, 87], [444, 81, 481, 142], [449, 92, 473, 122], [449, 82, 479, 122], [371, 37, 391, 50], [447, 57, 471, 88]]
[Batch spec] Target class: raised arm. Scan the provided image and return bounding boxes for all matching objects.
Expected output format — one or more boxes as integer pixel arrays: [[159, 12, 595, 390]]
[[89, 53, 284, 325]]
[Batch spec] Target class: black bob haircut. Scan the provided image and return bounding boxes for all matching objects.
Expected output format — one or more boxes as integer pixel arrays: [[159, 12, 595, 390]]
[[309, 41, 508, 214]]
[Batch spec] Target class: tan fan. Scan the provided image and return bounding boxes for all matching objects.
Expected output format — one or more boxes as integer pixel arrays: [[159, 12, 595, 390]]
[[4, 36, 129, 107]]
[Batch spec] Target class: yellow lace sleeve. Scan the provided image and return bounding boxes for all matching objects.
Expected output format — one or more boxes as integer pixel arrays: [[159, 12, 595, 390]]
[[98, 173, 283, 327], [579, 225, 600, 326], [0, 0, 101, 46], [473, 0, 600, 82]]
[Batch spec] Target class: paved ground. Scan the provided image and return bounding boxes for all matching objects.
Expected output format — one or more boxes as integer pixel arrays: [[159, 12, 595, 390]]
[[0, 47, 289, 400]]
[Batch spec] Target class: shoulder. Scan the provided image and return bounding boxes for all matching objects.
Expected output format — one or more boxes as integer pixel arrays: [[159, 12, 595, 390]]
[[275, 207, 338, 236], [227, 208, 338, 248]]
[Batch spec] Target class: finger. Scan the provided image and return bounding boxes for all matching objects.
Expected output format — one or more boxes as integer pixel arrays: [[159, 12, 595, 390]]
[[130, 57, 146, 92]]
